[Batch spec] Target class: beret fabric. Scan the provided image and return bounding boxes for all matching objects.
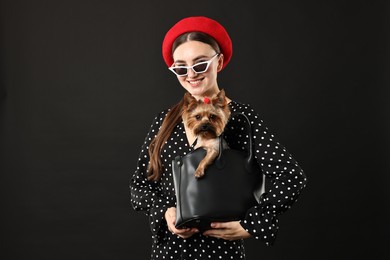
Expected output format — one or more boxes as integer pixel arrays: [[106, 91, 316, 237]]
[[162, 16, 232, 70]]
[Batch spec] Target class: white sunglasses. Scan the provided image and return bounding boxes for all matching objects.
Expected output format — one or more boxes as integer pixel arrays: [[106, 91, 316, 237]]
[[169, 53, 220, 77]]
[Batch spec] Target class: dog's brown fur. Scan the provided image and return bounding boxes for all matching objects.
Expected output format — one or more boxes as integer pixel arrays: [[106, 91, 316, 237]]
[[182, 89, 231, 178]]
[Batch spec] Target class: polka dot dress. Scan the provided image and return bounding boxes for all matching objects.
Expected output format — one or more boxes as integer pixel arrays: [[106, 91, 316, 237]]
[[130, 101, 307, 260]]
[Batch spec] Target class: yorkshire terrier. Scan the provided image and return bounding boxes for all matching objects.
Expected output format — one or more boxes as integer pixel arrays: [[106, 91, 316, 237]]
[[182, 89, 231, 178]]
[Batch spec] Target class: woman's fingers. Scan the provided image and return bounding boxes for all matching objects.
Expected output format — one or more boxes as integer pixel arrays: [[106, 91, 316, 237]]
[[203, 221, 251, 241], [165, 207, 199, 239]]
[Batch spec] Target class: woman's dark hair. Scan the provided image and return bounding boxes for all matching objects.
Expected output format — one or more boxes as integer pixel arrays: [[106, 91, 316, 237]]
[[147, 32, 221, 181], [172, 32, 221, 55]]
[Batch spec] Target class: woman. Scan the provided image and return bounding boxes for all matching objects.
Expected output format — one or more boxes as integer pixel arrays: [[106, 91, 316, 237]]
[[131, 16, 307, 259]]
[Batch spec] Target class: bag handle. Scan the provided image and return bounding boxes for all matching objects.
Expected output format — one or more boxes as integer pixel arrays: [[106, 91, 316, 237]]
[[216, 112, 257, 173]]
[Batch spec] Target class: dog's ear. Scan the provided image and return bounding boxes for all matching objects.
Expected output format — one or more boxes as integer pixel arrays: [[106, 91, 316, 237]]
[[183, 92, 198, 111], [212, 89, 227, 108]]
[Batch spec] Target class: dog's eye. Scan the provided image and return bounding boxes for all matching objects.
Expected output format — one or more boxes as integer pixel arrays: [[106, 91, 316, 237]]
[[209, 114, 215, 120], [195, 115, 201, 120]]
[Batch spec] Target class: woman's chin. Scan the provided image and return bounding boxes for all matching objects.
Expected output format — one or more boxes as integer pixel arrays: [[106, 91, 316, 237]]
[[185, 86, 204, 96]]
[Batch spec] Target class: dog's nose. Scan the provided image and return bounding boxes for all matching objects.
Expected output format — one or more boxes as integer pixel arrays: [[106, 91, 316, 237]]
[[201, 124, 210, 131]]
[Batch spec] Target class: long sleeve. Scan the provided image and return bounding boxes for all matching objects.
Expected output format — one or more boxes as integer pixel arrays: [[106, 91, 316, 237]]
[[226, 102, 308, 246], [130, 110, 172, 243]]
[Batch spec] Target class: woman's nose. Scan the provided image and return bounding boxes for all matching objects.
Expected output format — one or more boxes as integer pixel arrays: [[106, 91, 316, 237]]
[[187, 67, 198, 77]]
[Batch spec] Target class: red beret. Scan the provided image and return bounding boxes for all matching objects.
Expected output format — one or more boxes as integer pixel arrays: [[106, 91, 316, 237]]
[[162, 16, 232, 71]]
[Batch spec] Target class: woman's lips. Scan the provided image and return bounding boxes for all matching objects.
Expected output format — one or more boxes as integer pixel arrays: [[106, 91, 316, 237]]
[[187, 78, 203, 87]]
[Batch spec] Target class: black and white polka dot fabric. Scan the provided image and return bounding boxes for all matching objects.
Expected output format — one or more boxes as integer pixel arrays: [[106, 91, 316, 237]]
[[130, 101, 307, 260]]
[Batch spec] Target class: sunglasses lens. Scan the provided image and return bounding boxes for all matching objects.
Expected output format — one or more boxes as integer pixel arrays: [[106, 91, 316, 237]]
[[193, 62, 208, 73], [173, 67, 187, 76]]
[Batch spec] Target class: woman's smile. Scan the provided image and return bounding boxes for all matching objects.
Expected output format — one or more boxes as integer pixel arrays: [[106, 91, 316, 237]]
[[187, 78, 204, 87]]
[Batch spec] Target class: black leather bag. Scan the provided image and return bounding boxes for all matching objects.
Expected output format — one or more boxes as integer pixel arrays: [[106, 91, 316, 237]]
[[172, 112, 264, 232]]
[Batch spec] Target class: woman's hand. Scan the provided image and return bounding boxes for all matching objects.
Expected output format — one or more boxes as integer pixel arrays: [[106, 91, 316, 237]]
[[165, 207, 199, 239], [202, 221, 251, 241]]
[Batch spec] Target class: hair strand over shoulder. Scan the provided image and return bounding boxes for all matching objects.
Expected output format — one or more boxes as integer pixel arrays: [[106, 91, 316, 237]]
[[147, 98, 184, 181]]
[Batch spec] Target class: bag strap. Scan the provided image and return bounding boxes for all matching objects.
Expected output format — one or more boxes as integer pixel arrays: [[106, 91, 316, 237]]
[[217, 112, 256, 173], [229, 112, 266, 200]]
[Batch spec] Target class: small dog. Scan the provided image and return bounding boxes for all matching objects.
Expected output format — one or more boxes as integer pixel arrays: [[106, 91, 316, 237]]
[[182, 89, 231, 178]]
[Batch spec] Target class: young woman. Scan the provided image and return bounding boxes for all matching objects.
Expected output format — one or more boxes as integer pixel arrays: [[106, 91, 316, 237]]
[[130, 16, 307, 260]]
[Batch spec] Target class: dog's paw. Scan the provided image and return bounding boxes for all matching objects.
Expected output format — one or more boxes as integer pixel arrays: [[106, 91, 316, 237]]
[[194, 169, 205, 178]]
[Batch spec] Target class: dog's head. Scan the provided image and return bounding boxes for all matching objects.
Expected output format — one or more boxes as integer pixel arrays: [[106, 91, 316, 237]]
[[182, 89, 231, 139]]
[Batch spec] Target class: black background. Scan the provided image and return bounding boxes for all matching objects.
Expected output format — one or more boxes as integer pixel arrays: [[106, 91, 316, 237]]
[[1, 0, 389, 259]]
